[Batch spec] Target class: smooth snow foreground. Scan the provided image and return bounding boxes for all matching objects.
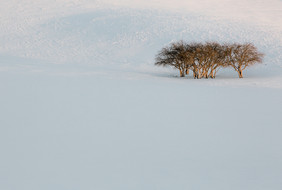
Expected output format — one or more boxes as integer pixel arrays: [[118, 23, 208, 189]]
[[0, 0, 282, 190]]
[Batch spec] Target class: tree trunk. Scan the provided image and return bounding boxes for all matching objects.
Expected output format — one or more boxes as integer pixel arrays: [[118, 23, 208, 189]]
[[204, 71, 209, 79], [238, 69, 243, 78], [179, 69, 185, 77], [193, 68, 197, 79], [197, 70, 202, 79], [193, 72, 197, 79], [209, 70, 214, 78]]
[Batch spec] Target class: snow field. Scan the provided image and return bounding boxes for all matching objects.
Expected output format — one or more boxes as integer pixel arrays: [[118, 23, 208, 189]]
[[1, 73, 282, 190], [1, 0, 282, 190]]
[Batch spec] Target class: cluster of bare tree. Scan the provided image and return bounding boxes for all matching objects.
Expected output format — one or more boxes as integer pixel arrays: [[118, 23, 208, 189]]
[[155, 41, 264, 78]]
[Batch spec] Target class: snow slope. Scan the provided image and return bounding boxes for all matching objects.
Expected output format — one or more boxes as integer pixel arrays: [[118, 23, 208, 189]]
[[1, 0, 282, 87], [1, 0, 282, 190]]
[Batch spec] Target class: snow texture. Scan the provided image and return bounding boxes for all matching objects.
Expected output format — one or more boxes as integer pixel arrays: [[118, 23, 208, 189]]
[[0, 0, 282, 190]]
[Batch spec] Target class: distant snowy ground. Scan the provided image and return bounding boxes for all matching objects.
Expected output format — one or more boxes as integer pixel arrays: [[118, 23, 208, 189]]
[[1, 0, 282, 190], [1, 0, 282, 87]]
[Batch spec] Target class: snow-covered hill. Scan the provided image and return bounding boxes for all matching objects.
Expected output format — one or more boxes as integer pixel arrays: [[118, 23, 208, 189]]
[[1, 1, 282, 190], [1, 0, 282, 87]]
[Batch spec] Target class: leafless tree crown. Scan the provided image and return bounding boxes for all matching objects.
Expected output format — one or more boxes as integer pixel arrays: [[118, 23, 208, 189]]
[[155, 41, 264, 78]]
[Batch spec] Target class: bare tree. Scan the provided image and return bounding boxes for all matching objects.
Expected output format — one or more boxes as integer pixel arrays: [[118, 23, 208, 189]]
[[155, 41, 191, 77], [184, 42, 203, 79], [204, 42, 226, 78], [228, 43, 264, 78], [187, 42, 224, 79], [155, 41, 264, 79], [194, 43, 207, 79]]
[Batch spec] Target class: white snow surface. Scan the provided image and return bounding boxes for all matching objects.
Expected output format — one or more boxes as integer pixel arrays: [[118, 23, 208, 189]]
[[1, 0, 282, 190]]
